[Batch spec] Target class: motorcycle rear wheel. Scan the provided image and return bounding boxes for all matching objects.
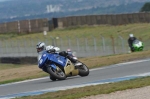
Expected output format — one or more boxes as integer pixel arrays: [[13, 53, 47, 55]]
[[47, 65, 66, 80]]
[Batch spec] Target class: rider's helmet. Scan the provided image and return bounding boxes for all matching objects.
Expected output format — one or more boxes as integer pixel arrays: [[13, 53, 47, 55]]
[[129, 34, 134, 38], [36, 42, 46, 53], [67, 48, 71, 52]]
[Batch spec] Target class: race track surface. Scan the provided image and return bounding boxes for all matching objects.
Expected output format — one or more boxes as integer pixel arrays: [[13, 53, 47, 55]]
[[0, 59, 150, 98]]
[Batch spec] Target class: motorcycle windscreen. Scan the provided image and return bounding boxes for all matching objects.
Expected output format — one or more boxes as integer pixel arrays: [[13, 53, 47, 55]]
[[48, 53, 67, 67], [133, 40, 142, 47]]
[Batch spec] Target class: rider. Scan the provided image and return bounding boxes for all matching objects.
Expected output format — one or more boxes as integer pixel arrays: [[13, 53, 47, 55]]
[[36, 42, 81, 66], [128, 34, 137, 52]]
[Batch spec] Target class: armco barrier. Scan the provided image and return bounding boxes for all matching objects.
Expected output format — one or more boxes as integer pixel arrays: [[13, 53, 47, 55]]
[[0, 57, 37, 64]]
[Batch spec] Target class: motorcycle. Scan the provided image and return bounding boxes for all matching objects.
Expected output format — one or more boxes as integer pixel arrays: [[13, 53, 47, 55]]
[[132, 39, 144, 52], [38, 51, 89, 81]]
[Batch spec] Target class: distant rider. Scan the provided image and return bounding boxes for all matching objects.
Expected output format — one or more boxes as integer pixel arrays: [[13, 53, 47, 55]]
[[36, 42, 81, 67], [128, 34, 137, 52]]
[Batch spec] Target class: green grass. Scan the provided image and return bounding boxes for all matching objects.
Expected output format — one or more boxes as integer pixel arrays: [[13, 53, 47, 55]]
[[1, 23, 150, 42], [0, 63, 23, 69]]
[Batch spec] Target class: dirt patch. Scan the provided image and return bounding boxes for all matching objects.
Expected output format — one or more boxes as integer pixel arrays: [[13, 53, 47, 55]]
[[81, 86, 150, 99]]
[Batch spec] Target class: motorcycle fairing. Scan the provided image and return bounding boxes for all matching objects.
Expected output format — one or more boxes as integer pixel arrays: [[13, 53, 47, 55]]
[[38, 52, 67, 68], [47, 63, 57, 70], [64, 59, 79, 76], [133, 41, 142, 47], [48, 53, 67, 67], [132, 40, 144, 51], [38, 52, 48, 68]]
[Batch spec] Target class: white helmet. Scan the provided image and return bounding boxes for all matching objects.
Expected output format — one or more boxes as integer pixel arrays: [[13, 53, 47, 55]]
[[36, 42, 46, 53], [129, 34, 134, 37]]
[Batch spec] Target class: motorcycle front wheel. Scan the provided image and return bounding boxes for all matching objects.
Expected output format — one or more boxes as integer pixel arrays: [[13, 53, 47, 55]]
[[49, 76, 57, 81], [47, 65, 66, 80]]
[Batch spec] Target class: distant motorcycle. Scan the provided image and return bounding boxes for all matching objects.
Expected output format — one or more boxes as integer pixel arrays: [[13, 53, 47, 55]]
[[38, 51, 89, 81], [132, 39, 144, 52]]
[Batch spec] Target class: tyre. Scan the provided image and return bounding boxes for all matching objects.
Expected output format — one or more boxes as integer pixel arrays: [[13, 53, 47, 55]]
[[47, 65, 66, 80], [49, 76, 57, 81], [78, 62, 89, 76]]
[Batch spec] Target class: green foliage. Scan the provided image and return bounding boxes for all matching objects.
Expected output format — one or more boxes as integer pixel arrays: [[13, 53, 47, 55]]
[[140, 2, 150, 12]]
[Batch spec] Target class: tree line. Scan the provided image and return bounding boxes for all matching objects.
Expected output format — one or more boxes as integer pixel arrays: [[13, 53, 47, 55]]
[[140, 2, 150, 12]]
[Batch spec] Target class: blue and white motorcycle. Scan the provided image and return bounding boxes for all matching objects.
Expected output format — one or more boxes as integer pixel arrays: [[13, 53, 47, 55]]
[[38, 51, 89, 81]]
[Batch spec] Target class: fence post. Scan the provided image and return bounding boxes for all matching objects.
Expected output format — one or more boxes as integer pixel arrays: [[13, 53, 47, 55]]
[[28, 37, 34, 56], [119, 35, 124, 53], [50, 36, 55, 46], [0, 40, 2, 57], [28, 20, 31, 33], [76, 37, 80, 51], [4, 40, 8, 57], [14, 38, 19, 57], [55, 37, 59, 47], [111, 35, 115, 54], [18, 21, 21, 33], [85, 38, 88, 51], [59, 37, 63, 49], [93, 37, 97, 51], [68, 38, 71, 49], [100, 35, 105, 52], [23, 37, 27, 57]]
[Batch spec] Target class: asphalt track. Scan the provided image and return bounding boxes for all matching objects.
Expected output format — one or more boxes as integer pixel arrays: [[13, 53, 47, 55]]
[[1, 59, 150, 99]]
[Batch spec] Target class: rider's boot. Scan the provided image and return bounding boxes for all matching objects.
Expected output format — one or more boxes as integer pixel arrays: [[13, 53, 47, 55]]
[[67, 55, 82, 66]]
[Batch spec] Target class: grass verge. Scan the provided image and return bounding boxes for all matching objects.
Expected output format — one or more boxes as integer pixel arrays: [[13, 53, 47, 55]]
[[15, 76, 150, 99]]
